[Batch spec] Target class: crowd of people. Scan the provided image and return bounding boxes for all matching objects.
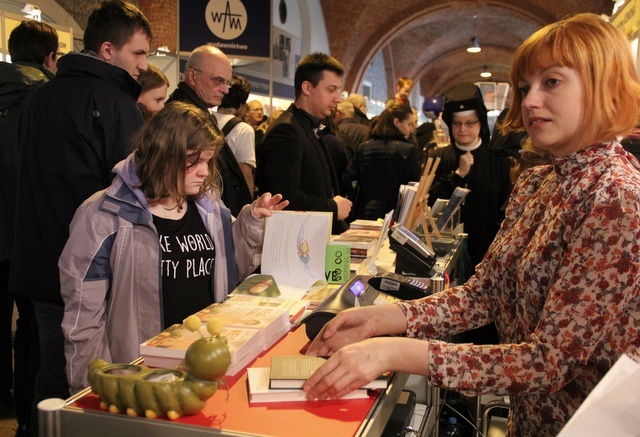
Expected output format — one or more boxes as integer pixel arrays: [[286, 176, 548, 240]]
[[1, 2, 639, 436]]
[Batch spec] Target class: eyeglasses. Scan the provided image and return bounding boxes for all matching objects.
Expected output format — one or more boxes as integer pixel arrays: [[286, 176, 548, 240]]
[[452, 120, 480, 129], [192, 68, 235, 89]]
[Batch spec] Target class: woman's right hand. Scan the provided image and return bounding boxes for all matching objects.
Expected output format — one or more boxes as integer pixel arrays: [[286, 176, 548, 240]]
[[456, 150, 474, 178]]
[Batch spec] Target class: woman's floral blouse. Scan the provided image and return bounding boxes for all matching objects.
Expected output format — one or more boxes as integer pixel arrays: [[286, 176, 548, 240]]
[[398, 142, 640, 436]]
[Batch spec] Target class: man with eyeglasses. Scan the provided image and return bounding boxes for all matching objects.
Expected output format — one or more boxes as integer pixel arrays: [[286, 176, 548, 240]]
[[246, 100, 266, 129], [428, 82, 511, 345], [167, 45, 253, 216]]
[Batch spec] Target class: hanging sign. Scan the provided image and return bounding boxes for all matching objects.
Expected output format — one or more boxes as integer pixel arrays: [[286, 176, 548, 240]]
[[179, 0, 271, 59]]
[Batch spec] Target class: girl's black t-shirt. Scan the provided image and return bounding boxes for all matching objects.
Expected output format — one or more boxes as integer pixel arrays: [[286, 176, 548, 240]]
[[153, 201, 215, 328]]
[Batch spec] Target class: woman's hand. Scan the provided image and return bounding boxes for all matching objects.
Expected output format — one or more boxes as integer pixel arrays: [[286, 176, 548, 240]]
[[306, 307, 378, 357], [306, 304, 407, 357], [304, 338, 389, 400], [455, 151, 474, 178], [250, 193, 288, 219], [304, 336, 431, 401]]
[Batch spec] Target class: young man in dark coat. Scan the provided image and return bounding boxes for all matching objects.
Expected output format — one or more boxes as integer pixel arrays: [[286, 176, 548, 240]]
[[256, 52, 352, 234], [0, 20, 58, 433], [9, 2, 151, 434]]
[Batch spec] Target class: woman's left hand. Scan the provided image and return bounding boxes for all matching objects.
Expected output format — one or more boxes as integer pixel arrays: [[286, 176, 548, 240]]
[[250, 193, 289, 219]]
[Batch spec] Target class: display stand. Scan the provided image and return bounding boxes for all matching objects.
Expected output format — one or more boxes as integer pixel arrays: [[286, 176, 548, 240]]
[[405, 157, 441, 249], [40, 328, 411, 437]]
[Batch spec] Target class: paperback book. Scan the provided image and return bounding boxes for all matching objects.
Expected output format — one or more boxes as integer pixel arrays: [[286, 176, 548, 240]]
[[268, 355, 388, 390], [246, 367, 372, 403]]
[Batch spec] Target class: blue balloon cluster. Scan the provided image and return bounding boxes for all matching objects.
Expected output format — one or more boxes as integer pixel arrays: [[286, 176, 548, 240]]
[[422, 95, 444, 118]]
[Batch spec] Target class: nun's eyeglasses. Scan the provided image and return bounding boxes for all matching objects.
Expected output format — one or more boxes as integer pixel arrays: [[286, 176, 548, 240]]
[[452, 120, 480, 129]]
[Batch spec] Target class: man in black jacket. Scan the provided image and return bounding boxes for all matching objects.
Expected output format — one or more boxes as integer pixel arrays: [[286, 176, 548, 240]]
[[10, 2, 151, 435], [256, 53, 352, 234], [166, 45, 253, 216], [0, 19, 58, 432]]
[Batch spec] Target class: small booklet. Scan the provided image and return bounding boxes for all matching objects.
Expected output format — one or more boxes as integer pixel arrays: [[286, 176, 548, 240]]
[[268, 355, 388, 390]]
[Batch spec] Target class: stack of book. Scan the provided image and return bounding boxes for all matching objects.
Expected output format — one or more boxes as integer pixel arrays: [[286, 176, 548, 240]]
[[140, 295, 296, 376], [140, 323, 262, 376], [331, 228, 381, 261], [349, 219, 384, 231], [246, 355, 388, 404]]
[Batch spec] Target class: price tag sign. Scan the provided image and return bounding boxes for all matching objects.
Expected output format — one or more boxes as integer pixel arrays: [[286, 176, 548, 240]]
[[324, 244, 350, 285]]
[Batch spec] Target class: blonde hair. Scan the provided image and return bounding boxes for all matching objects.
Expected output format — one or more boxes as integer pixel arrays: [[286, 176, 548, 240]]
[[397, 77, 414, 89], [503, 13, 640, 146], [257, 109, 284, 134], [134, 102, 223, 209]]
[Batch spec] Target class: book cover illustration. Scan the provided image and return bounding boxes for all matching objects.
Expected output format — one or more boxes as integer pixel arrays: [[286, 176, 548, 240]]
[[225, 292, 309, 322], [192, 303, 289, 335], [301, 283, 341, 311], [229, 274, 282, 298], [140, 323, 196, 358]]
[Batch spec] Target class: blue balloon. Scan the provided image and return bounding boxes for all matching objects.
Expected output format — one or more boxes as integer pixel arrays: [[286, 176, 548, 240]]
[[422, 95, 444, 118]]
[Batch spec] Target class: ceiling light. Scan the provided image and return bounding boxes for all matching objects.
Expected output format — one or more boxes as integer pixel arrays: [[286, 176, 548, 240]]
[[480, 66, 492, 78], [467, 37, 481, 53], [467, 15, 481, 53]]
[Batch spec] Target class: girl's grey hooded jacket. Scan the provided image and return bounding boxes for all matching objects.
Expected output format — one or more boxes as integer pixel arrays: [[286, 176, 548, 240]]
[[60, 153, 264, 392]]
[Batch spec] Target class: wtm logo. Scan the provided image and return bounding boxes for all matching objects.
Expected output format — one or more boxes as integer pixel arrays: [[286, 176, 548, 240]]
[[206, 0, 247, 40]]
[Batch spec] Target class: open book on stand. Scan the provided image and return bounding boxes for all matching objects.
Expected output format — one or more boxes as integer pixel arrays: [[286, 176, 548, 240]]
[[268, 355, 388, 390], [258, 211, 333, 300]]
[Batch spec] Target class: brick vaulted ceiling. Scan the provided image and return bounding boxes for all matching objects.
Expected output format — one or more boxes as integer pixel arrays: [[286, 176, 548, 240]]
[[320, 0, 615, 98]]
